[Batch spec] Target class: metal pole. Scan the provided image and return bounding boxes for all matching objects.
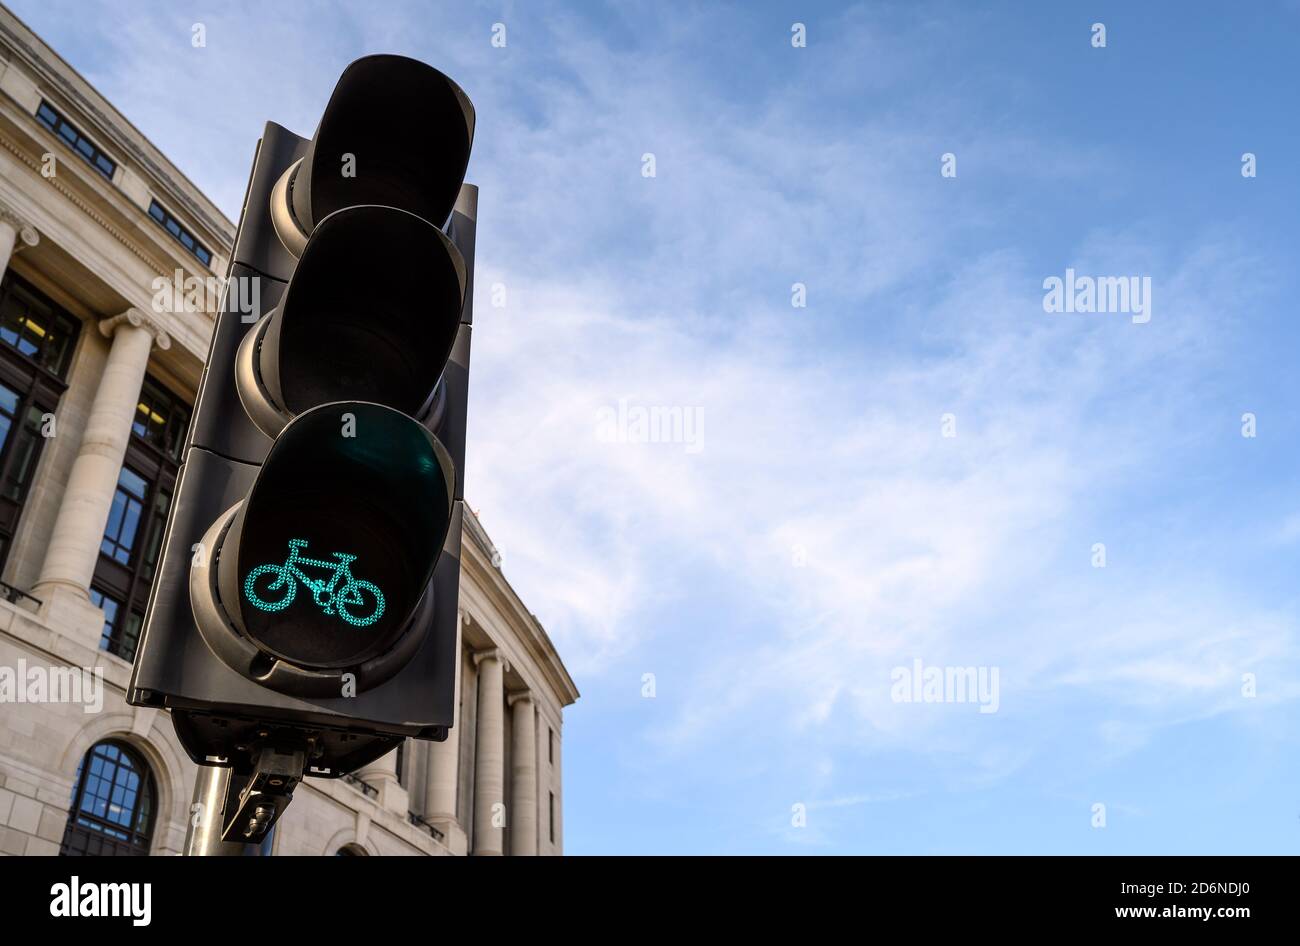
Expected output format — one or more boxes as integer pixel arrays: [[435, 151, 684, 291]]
[[184, 764, 274, 855]]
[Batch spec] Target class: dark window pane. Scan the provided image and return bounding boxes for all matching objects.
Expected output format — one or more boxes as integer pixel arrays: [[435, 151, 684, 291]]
[[100, 467, 148, 564], [148, 201, 211, 267], [116, 502, 142, 557], [165, 417, 184, 458], [0, 276, 80, 377], [141, 489, 170, 581], [117, 612, 143, 662], [100, 495, 127, 558], [3, 407, 47, 500], [40, 327, 69, 372], [131, 379, 189, 457], [92, 589, 121, 652], [37, 101, 115, 181], [135, 398, 162, 444]]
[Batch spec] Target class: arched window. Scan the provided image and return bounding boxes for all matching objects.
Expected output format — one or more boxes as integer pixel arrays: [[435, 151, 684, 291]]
[[60, 740, 156, 856], [335, 843, 369, 856]]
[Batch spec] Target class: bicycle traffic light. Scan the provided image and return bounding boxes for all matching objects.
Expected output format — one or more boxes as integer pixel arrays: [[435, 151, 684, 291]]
[[128, 55, 477, 787], [190, 401, 456, 693]]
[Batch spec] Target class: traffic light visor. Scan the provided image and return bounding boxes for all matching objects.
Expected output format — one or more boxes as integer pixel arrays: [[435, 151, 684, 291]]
[[294, 54, 474, 232]]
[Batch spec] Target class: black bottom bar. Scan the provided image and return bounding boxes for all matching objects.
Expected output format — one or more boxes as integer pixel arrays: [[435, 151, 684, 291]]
[[3, 854, 1285, 933]]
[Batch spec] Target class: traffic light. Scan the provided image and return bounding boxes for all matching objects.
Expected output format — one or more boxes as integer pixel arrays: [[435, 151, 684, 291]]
[[127, 55, 477, 824]]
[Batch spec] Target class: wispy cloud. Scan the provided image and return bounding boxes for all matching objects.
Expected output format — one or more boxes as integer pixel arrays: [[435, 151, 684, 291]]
[[17, 0, 1300, 853]]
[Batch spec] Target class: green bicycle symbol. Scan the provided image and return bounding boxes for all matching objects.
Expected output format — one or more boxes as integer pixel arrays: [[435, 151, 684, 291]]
[[243, 538, 386, 627]]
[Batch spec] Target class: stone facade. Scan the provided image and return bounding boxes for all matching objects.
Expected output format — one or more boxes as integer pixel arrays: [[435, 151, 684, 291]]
[[0, 4, 576, 857]]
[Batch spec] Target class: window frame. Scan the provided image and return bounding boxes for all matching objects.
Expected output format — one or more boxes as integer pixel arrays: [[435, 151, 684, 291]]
[[147, 198, 213, 267], [0, 273, 79, 577], [60, 739, 156, 856], [100, 465, 150, 566], [35, 99, 117, 181]]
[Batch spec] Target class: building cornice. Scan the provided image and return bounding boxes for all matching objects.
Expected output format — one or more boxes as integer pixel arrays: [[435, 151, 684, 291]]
[[0, 126, 178, 281], [462, 508, 580, 707], [0, 10, 234, 249]]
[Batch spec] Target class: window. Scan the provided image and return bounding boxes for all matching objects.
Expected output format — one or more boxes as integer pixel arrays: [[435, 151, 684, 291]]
[[0, 384, 20, 453], [133, 376, 189, 461], [548, 727, 554, 764], [35, 100, 116, 180], [89, 587, 135, 656], [1, 403, 48, 502], [147, 199, 213, 267], [92, 375, 188, 662], [549, 791, 555, 844], [0, 273, 79, 576], [0, 276, 78, 375], [60, 741, 155, 856], [101, 466, 148, 564]]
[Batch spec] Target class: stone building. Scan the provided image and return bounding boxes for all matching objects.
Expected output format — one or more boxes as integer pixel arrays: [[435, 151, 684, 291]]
[[0, 5, 577, 856]]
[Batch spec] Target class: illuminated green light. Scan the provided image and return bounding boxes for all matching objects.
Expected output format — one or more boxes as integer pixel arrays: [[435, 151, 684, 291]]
[[244, 538, 385, 627]]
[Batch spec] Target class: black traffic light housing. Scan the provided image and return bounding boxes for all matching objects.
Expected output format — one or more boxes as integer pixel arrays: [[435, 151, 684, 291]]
[[128, 55, 477, 781]]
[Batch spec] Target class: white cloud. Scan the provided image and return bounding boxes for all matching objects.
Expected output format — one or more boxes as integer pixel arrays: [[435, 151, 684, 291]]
[[20, 0, 1298, 798]]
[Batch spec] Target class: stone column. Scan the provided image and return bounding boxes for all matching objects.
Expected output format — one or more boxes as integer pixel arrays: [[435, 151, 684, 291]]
[[35, 309, 170, 605], [0, 206, 39, 281], [425, 610, 466, 821], [355, 745, 408, 815], [472, 648, 504, 856], [509, 691, 537, 856], [404, 740, 428, 816], [424, 711, 461, 818]]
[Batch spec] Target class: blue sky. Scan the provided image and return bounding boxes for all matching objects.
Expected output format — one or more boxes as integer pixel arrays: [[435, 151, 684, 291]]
[[15, 0, 1300, 853]]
